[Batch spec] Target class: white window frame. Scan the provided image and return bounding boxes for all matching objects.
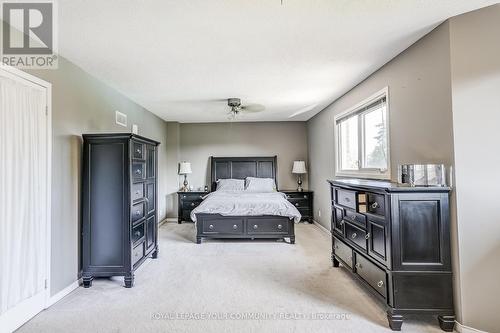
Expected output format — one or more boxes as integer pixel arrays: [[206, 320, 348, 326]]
[[334, 87, 391, 180]]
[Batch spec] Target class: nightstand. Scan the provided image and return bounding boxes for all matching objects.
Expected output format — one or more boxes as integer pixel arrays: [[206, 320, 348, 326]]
[[281, 190, 313, 222], [177, 191, 208, 223]]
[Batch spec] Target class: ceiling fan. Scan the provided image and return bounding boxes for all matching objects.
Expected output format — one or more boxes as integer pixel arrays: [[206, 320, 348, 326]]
[[226, 98, 265, 119]]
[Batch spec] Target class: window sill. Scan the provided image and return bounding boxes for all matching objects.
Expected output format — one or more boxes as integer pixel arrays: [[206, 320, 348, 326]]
[[335, 171, 391, 181]]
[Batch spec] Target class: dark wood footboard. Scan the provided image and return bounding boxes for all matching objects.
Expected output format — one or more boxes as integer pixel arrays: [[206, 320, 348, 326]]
[[195, 214, 295, 244]]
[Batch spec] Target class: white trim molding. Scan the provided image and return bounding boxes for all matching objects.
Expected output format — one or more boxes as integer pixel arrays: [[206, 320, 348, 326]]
[[455, 321, 487, 333], [47, 280, 81, 308], [334, 86, 391, 180], [312, 220, 331, 236]]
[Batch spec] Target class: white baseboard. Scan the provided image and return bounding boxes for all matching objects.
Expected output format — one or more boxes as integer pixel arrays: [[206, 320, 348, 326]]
[[47, 279, 81, 307], [160, 217, 178, 225], [455, 321, 487, 333], [312, 219, 331, 235]]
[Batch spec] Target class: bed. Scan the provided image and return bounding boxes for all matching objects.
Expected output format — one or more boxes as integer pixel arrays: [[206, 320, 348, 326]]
[[192, 156, 300, 244]]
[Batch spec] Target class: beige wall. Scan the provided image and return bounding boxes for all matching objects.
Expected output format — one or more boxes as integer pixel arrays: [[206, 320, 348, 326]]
[[166, 121, 308, 217], [27, 57, 168, 296], [449, 5, 500, 332], [307, 22, 454, 229]]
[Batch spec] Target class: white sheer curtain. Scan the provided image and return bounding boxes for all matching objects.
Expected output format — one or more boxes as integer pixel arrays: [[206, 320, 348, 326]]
[[0, 72, 48, 315]]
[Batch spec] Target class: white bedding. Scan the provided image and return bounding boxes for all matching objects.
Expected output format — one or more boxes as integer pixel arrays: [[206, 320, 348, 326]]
[[190, 191, 302, 223]]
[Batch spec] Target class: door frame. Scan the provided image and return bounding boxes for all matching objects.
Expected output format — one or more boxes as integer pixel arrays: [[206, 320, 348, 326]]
[[0, 65, 52, 332]]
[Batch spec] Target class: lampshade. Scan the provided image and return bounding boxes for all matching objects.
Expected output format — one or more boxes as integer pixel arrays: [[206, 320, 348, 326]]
[[292, 161, 307, 174], [178, 162, 192, 174]]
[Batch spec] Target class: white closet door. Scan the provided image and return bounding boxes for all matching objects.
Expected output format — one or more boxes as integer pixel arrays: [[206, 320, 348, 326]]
[[0, 69, 50, 333]]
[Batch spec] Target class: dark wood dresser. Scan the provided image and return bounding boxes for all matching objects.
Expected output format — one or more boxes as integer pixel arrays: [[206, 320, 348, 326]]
[[282, 190, 313, 222], [328, 179, 454, 331], [82, 133, 159, 288], [177, 191, 208, 223]]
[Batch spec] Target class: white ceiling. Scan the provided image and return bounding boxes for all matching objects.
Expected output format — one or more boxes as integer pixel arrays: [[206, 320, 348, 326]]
[[58, 0, 499, 123]]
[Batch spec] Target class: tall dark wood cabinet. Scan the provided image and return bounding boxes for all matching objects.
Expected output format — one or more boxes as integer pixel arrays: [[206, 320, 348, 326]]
[[82, 133, 159, 288], [328, 179, 454, 331]]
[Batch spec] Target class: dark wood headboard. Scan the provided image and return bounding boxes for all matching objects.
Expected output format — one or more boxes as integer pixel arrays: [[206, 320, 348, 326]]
[[210, 156, 277, 191]]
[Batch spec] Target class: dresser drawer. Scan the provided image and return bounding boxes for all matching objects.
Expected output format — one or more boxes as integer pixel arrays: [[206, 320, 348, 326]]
[[179, 193, 205, 201], [132, 162, 145, 180], [182, 200, 202, 210], [132, 242, 144, 266], [344, 209, 367, 229], [355, 253, 387, 299], [285, 193, 311, 200], [203, 219, 244, 234], [289, 198, 309, 209], [132, 222, 145, 244], [132, 142, 144, 159], [333, 236, 353, 268], [345, 222, 367, 251], [297, 208, 311, 217], [336, 189, 357, 210], [247, 218, 289, 234], [131, 183, 144, 202], [367, 193, 386, 216], [131, 202, 144, 223]]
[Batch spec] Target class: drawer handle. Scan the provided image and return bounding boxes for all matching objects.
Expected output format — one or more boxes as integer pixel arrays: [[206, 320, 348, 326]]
[[334, 245, 339, 250], [136, 149, 141, 154], [253, 224, 258, 230], [233, 224, 238, 230], [351, 232, 357, 239], [344, 197, 351, 203], [209, 224, 214, 230], [377, 280, 384, 288], [339, 220, 344, 225], [135, 190, 141, 195], [182, 195, 186, 198], [191, 202, 195, 207], [365, 233, 371, 240], [355, 263, 361, 269], [295, 202, 299, 207], [134, 231, 141, 237], [135, 210, 141, 216], [371, 202, 379, 209], [135, 169, 142, 175], [277, 224, 283, 230], [303, 195, 308, 199]]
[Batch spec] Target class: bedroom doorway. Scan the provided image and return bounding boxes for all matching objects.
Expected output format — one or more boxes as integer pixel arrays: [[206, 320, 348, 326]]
[[0, 67, 52, 333]]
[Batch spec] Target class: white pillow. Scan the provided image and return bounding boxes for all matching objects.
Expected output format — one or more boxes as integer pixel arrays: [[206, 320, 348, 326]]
[[216, 179, 245, 191], [245, 177, 276, 192]]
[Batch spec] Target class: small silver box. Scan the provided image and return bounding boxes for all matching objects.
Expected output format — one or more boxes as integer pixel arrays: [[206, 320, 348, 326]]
[[398, 164, 447, 187]]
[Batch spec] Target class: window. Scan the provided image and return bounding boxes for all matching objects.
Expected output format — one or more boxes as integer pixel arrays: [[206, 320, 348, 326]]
[[335, 88, 390, 179]]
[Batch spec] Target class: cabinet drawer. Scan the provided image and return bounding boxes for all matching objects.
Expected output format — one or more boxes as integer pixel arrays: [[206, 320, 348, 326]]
[[179, 193, 205, 201], [203, 219, 244, 234], [132, 142, 144, 159], [336, 189, 357, 210], [131, 202, 144, 223], [132, 222, 145, 244], [285, 193, 311, 200], [344, 209, 366, 229], [297, 208, 311, 217], [367, 193, 385, 216], [289, 198, 309, 209], [132, 162, 145, 180], [333, 237, 352, 268], [132, 242, 144, 266], [345, 222, 367, 250], [247, 218, 289, 234], [182, 200, 202, 210], [355, 253, 387, 299], [132, 183, 144, 202]]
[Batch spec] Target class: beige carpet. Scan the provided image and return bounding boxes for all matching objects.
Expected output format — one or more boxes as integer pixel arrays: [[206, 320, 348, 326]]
[[18, 223, 444, 333]]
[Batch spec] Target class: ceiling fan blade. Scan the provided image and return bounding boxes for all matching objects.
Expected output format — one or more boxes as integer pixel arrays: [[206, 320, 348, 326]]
[[240, 104, 265, 113]]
